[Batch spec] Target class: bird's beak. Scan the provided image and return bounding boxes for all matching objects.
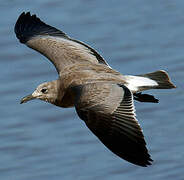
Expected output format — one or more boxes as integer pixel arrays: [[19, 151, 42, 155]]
[[20, 94, 36, 104]]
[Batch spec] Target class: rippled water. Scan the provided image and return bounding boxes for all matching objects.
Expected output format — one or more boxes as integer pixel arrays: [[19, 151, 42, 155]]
[[1, 0, 184, 179]]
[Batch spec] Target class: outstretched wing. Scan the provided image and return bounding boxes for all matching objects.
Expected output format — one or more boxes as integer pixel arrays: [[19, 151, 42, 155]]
[[14, 12, 109, 74], [72, 82, 152, 166]]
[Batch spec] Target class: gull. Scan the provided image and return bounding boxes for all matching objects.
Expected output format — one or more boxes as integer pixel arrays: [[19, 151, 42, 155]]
[[14, 12, 176, 167]]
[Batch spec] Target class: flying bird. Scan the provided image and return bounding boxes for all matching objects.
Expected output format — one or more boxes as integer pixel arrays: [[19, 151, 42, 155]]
[[14, 12, 176, 167]]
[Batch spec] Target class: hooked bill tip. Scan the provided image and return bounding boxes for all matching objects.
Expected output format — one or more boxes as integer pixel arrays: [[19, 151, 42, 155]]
[[20, 98, 26, 104], [20, 94, 35, 104]]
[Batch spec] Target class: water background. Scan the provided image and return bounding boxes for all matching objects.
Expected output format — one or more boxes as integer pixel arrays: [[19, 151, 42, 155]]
[[1, 0, 184, 179]]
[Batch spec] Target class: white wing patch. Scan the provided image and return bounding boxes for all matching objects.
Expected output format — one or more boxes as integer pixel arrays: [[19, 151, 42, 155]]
[[125, 75, 158, 92]]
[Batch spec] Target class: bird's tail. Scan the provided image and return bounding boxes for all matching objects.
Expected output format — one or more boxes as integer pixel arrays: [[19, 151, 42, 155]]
[[125, 70, 176, 92]]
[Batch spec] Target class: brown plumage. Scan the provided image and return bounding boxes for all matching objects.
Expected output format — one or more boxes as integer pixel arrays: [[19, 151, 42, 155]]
[[15, 12, 176, 167]]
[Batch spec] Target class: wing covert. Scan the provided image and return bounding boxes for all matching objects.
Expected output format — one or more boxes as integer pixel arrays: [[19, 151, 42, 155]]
[[15, 12, 109, 74]]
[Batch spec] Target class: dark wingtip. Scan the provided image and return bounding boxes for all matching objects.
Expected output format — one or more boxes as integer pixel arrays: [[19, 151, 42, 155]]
[[132, 156, 153, 167], [130, 154, 153, 167], [14, 12, 68, 44], [14, 12, 31, 43], [143, 157, 153, 167]]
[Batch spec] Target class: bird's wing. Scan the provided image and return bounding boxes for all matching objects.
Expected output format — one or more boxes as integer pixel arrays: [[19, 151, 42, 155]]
[[72, 82, 152, 167], [14, 12, 109, 74]]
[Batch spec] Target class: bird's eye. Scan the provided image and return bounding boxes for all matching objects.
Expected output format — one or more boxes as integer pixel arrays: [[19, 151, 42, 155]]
[[41, 88, 48, 94]]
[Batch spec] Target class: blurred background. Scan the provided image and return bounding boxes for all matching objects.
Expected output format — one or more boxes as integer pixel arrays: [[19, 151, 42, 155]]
[[1, 0, 184, 179]]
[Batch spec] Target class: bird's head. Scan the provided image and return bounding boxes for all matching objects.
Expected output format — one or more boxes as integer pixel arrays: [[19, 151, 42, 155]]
[[20, 80, 61, 105]]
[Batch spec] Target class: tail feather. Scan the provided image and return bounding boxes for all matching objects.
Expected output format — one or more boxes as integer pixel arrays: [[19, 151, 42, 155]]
[[125, 70, 176, 93], [139, 70, 176, 89]]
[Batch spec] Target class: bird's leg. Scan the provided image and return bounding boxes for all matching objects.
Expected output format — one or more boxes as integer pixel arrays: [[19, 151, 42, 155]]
[[134, 92, 159, 103]]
